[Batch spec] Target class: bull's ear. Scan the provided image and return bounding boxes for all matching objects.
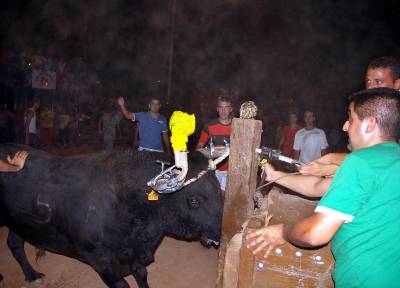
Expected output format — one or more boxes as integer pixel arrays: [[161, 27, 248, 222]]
[[187, 197, 200, 209]]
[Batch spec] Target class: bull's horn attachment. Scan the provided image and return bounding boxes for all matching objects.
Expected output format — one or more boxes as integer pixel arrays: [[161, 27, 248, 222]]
[[208, 148, 230, 170], [147, 111, 196, 194], [256, 146, 304, 166], [169, 111, 195, 182], [147, 165, 185, 194]]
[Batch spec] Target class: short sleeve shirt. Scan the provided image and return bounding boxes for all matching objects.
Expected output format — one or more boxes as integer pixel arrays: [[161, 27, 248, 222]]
[[133, 112, 168, 152], [198, 119, 231, 171], [293, 128, 328, 163], [316, 142, 400, 288], [40, 110, 55, 128], [281, 125, 302, 157]]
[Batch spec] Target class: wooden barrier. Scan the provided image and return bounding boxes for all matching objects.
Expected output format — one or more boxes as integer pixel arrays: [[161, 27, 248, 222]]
[[216, 117, 263, 287], [223, 188, 335, 288], [216, 115, 334, 287]]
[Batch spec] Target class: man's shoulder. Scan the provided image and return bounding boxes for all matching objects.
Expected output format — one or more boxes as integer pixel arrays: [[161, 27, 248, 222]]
[[157, 114, 167, 121], [204, 118, 220, 127], [205, 118, 233, 129], [351, 142, 400, 163], [295, 128, 306, 135]]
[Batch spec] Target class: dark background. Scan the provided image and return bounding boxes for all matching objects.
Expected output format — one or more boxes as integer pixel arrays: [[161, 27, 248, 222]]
[[1, 0, 399, 127]]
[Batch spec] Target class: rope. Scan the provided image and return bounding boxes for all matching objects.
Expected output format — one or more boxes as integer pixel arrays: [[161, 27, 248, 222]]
[[183, 148, 230, 187]]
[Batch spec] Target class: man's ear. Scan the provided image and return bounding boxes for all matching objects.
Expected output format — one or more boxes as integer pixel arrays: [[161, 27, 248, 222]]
[[363, 116, 377, 134], [394, 79, 400, 90]]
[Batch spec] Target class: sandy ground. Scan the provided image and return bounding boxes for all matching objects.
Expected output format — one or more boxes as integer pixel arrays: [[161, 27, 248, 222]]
[[0, 228, 219, 288], [0, 145, 219, 288]]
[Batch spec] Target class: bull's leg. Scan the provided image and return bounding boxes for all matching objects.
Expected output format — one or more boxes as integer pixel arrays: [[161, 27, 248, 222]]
[[132, 266, 149, 288], [6, 231, 44, 282], [89, 261, 130, 288], [0, 273, 4, 288], [97, 272, 130, 288]]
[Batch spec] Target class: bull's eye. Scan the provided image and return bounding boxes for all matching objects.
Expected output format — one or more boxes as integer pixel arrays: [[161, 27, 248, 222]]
[[188, 197, 200, 209]]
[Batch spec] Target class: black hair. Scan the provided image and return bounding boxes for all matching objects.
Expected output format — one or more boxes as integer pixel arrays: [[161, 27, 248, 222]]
[[349, 88, 400, 139], [368, 56, 400, 80]]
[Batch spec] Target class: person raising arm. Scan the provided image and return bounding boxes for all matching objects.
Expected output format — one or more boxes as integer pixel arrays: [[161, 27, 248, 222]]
[[0, 151, 29, 172]]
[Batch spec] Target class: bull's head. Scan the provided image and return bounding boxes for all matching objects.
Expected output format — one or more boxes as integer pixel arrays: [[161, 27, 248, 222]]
[[164, 151, 223, 247]]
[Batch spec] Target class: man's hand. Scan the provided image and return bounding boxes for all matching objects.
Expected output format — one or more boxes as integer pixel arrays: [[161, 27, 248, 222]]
[[299, 161, 336, 177], [117, 97, 125, 107], [7, 151, 29, 170], [261, 162, 276, 182], [246, 224, 286, 258], [299, 153, 346, 177]]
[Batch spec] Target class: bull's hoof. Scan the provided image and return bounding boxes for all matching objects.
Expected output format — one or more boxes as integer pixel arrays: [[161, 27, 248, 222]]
[[0, 273, 4, 288], [26, 271, 45, 283], [31, 277, 45, 286]]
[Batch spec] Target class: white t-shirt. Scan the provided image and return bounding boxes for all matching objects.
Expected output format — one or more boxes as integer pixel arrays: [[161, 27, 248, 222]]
[[24, 108, 37, 134], [293, 128, 328, 163]]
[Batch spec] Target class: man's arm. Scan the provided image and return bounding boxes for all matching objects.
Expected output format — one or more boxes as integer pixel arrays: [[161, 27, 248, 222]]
[[133, 124, 139, 148], [117, 97, 135, 120], [293, 150, 300, 161], [196, 130, 209, 150], [245, 213, 343, 257], [285, 212, 343, 247], [262, 163, 331, 197], [162, 132, 171, 154], [98, 119, 102, 135], [299, 153, 347, 177], [278, 134, 285, 150], [0, 151, 29, 172], [24, 111, 33, 145]]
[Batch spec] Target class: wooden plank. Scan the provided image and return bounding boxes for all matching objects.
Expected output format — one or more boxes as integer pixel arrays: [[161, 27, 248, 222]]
[[217, 118, 262, 287], [222, 233, 243, 288], [237, 189, 335, 288]]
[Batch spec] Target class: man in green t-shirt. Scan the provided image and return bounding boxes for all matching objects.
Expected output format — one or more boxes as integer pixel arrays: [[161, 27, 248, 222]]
[[247, 88, 400, 288]]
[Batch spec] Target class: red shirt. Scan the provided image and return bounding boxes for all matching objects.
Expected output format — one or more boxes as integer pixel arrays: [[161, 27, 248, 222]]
[[198, 119, 231, 171], [281, 125, 302, 158]]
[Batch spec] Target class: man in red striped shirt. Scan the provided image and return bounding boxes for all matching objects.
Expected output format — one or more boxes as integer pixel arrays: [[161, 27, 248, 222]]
[[196, 96, 233, 192]]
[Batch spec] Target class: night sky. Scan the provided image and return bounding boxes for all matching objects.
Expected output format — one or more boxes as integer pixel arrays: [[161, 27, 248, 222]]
[[1, 0, 399, 125]]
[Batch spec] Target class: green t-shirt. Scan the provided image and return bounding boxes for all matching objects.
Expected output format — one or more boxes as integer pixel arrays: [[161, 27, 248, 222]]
[[316, 142, 400, 288]]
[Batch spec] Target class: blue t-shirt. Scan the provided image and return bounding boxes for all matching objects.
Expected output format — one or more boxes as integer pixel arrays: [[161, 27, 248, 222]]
[[133, 112, 168, 151]]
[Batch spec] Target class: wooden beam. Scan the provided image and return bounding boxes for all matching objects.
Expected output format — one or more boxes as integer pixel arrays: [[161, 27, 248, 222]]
[[216, 117, 262, 287]]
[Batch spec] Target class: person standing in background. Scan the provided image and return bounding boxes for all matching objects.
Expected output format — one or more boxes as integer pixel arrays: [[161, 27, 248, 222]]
[[294, 110, 328, 163], [24, 99, 40, 148], [99, 103, 122, 151], [279, 112, 302, 158], [40, 106, 55, 147], [0, 107, 14, 144], [196, 95, 233, 192], [117, 97, 170, 154]]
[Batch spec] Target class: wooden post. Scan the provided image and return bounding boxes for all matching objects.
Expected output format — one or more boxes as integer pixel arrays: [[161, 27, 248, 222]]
[[216, 117, 262, 287]]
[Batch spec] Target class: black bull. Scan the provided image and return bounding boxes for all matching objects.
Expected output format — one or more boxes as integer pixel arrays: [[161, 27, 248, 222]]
[[0, 144, 223, 288]]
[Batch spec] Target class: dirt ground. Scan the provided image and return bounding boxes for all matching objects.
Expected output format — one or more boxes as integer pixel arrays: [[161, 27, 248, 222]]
[[0, 228, 219, 288], [0, 145, 219, 288]]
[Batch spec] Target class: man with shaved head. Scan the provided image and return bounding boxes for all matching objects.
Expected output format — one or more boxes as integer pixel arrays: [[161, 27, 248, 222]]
[[248, 88, 400, 288]]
